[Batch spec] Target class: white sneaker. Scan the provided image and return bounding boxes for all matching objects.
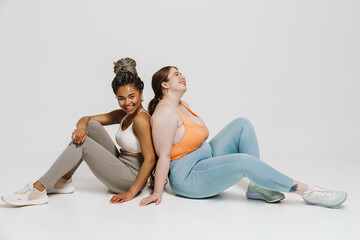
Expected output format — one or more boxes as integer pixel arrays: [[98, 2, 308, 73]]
[[302, 185, 347, 208], [1, 183, 49, 206], [47, 178, 75, 194]]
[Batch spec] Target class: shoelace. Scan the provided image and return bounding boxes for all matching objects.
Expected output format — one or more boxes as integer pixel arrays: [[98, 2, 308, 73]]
[[311, 187, 332, 197], [15, 184, 33, 194]]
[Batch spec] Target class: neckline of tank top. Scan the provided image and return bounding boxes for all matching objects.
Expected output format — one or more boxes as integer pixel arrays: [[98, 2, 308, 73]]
[[120, 108, 149, 132], [160, 100, 205, 127]]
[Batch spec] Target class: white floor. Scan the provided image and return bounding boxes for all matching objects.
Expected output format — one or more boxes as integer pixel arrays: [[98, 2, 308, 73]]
[[1, 159, 359, 240]]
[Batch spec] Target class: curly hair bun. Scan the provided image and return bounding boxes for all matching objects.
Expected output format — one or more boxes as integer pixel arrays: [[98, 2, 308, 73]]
[[111, 57, 144, 94], [113, 57, 138, 76]]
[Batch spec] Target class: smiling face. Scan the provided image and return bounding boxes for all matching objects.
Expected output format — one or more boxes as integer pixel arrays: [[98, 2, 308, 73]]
[[162, 67, 187, 93], [116, 84, 143, 115]]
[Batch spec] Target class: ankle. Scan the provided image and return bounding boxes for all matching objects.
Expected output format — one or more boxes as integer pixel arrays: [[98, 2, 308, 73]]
[[61, 174, 72, 180], [33, 181, 46, 192], [290, 180, 308, 196]]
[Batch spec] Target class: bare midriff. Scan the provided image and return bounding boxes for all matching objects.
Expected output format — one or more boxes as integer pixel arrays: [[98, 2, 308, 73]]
[[120, 148, 143, 158]]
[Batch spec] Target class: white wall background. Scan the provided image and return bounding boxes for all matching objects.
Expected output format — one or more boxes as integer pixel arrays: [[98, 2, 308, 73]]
[[1, 0, 359, 183], [1, 0, 359, 180], [1, 1, 360, 239]]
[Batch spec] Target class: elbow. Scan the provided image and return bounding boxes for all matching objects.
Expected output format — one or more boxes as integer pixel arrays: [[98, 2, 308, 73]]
[[149, 157, 156, 168], [158, 153, 171, 162], [156, 154, 171, 167], [80, 116, 91, 122], [143, 155, 156, 168]]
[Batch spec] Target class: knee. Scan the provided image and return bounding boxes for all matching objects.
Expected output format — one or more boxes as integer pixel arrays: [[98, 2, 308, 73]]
[[86, 120, 102, 133], [231, 117, 253, 128]]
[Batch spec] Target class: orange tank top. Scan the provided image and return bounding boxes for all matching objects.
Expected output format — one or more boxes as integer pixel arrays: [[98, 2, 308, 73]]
[[170, 102, 209, 161]]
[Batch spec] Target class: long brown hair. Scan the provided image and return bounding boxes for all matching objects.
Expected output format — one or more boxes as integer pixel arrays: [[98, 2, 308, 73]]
[[147, 66, 177, 115], [147, 66, 176, 189]]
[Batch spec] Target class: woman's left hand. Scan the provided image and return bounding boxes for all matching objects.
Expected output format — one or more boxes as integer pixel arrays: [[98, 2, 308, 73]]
[[139, 192, 162, 206], [109, 192, 135, 204]]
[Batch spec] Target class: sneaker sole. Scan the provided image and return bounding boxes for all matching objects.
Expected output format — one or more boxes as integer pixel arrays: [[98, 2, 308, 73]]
[[47, 186, 75, 194], [304, 193, 347, 208], [1, 195, 49, 206], [246, 192, 285, 203]]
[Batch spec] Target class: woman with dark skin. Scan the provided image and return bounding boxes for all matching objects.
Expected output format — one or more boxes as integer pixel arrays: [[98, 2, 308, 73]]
[[139, 66, 347, 208], [2, 58, 156, 206]]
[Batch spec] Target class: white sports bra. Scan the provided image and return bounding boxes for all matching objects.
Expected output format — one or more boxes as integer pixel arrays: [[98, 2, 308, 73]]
[[115, 109, 149, 154]]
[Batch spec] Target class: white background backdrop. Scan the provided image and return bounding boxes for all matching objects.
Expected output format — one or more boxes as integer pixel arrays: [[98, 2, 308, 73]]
[[0, 1, 359, 240]]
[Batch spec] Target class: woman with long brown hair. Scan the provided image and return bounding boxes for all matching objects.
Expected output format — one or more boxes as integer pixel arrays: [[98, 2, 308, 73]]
[[139, 66, 347, 208]]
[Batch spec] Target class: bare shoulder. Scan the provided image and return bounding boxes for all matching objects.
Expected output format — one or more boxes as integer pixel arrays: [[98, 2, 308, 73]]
[[133, 110, 151, 127], [152, 103, 177, 121], [151, 104, 179, 128]]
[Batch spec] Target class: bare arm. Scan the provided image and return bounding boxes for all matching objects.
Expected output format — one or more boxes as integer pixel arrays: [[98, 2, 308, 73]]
[[72, 110, 125, 143], [139, 105, 179, 206], [110, 113, 156, 204]]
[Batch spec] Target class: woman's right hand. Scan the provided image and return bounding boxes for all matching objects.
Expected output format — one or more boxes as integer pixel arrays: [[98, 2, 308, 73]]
[[71, 127, 87, 143], [139, 192, 162, 206]]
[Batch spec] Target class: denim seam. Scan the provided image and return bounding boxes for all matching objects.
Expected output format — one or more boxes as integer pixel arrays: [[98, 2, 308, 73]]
[[192, 163, 246, 189], [191, 162, 245, 173]]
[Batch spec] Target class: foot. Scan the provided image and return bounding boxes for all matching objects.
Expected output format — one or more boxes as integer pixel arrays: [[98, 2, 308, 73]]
[[1, 183, 48, 206], [302, 186, 347, 208], [47, 178, 75, 194], [246, 184, 285, 203]]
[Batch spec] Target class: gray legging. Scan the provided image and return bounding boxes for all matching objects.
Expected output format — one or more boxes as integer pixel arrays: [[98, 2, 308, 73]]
[[39, 120, 145, 193]]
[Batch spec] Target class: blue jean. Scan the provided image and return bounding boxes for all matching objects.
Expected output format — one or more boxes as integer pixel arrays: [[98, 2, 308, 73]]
[[169, 118, 294, 198]]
